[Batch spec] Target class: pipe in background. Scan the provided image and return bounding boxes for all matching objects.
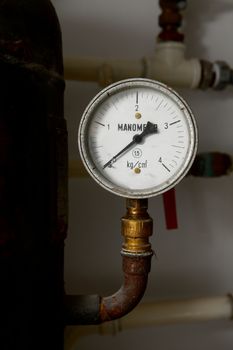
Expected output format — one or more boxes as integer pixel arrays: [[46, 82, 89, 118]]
[[65, 295, 233, 349], [63, 0, 233, 89], [69, 152, 233, 179]]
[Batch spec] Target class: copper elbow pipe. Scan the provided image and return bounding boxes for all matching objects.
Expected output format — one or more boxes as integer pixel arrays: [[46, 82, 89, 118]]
[[66, 199, 154, 325], [100, 255, 152, 322], [100, 198, 153, 322]]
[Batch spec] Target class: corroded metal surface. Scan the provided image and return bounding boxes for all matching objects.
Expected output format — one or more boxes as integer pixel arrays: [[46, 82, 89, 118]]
[[99, 199, 153, 323], [100, 255, 152, 322], [66, 199, 154, 325]]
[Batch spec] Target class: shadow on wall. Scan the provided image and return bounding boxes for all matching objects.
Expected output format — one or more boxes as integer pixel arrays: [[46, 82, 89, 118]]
[[185, 0, 233, 57], [61, 17, 155, 58]]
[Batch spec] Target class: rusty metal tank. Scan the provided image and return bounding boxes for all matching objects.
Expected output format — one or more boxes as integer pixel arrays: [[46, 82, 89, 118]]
[[0, 1, 67, 349]]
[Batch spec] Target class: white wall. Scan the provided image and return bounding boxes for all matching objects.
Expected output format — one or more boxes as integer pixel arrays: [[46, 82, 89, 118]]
[[52, 0, 233, 349]]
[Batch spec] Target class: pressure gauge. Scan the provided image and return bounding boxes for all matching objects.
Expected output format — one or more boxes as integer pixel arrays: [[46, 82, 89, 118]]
[[78, 78, 198, 198]]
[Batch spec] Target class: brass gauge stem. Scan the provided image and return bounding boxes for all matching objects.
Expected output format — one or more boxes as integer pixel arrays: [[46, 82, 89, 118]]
[[99, 198, 153, 322], [121, 198, 153, 256]]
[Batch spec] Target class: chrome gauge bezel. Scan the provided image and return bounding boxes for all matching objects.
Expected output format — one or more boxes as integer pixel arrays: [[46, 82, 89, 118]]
[[78, 78, 198, 198]]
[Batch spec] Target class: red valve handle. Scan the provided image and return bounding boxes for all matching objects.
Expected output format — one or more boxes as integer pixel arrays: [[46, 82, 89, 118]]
[[162, 188, 178, 230]]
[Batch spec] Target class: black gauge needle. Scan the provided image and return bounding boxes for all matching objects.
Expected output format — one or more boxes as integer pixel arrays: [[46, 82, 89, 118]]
[[103, 121, 157, 169]]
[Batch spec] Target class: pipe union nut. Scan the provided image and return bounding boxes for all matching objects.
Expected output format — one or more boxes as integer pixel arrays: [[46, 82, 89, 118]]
[[122, 218, 153, 238], [213, 61, 232, 90]]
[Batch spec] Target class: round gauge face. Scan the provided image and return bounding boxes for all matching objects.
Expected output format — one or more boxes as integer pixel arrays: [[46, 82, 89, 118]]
[[78, 78, 198, 198]]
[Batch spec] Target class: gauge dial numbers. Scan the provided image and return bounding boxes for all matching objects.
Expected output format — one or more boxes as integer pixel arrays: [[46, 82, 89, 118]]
[[78, 78, 198, 198]]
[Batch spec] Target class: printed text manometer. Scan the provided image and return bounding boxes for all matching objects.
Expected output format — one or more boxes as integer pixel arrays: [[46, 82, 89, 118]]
[[78, 78, 198, 198]]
